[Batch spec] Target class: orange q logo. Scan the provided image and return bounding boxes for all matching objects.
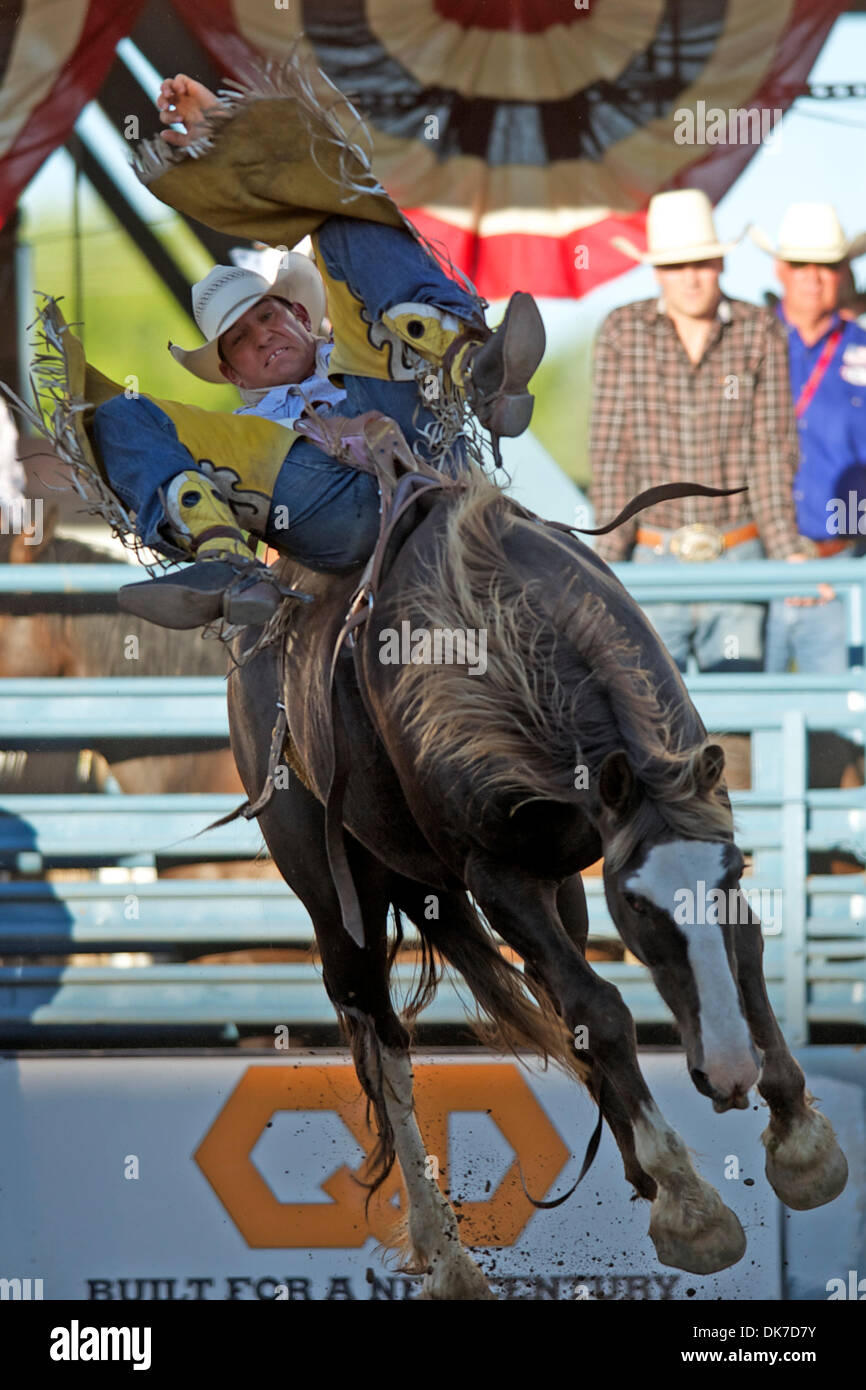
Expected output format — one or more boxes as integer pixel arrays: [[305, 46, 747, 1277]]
[[194, 1064, 570, 1248]]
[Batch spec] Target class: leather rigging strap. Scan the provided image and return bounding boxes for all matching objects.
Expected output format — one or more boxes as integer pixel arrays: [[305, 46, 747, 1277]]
[[519, 1074, 609, 1209]]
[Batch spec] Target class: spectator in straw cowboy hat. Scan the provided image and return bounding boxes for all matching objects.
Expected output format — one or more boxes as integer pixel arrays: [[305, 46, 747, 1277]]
[[750, 203, 866, 673], [590, 188, 805, 673]]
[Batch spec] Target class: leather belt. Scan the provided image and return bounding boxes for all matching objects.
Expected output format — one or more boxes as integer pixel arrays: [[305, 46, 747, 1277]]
[[796, 536, 853, 559], [636, 521, 759, 561]]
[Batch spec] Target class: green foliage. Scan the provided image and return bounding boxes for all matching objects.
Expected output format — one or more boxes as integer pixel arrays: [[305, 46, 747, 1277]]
[[528, 333, 594, 490], [24, 204, 236, 412]]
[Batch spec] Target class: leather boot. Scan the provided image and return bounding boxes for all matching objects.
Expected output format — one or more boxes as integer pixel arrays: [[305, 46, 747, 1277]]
[[459, 292, 546, 436], [118, 471, 312, 630], [380, 291, 546, 437]]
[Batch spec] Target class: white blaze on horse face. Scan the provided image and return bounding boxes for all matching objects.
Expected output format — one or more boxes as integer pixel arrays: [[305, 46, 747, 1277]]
[[625, 840, 759, 1099]]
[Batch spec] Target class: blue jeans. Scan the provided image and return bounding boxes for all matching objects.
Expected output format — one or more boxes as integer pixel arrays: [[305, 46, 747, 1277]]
[[317, 216, 479, 475], [764, 596, 848, 673], [94, 396, 382, 571], [631, 537, 767, 672], [94, 216, 479, 568]]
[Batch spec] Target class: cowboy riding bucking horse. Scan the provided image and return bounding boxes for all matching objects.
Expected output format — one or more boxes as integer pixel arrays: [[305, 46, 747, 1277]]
[[9, 48, 849, 1301], [78, 67, 546, 630]]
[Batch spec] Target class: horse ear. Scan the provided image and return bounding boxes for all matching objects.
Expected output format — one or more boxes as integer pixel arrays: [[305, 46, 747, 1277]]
[[8, 503, 57, 564], [695, 743, 725, 793], [599, 749, 636, 815]]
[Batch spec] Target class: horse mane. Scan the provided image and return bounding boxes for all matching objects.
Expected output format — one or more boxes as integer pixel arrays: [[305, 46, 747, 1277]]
[[389, 468, 732, 865]]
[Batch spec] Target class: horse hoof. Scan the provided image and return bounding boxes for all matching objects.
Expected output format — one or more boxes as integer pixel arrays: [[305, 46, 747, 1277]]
[[418, 1254, 496, 1300], [649, 1188, 746, 1275], [763, 1109, 848, 1211]]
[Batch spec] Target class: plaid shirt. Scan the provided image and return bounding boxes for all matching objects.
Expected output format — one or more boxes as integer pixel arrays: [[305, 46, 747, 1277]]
[[589, 296, 802, 562]]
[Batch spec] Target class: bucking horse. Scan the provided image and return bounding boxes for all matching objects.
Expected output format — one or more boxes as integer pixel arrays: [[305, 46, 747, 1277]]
[[227, 453, 848, 1300], [10, 50, 846, 1300]]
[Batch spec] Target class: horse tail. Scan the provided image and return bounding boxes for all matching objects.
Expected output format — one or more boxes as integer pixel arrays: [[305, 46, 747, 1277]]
[[327, 907, 445, 1207], [324, 895, 587, 1211], [341, 893, 587, 1203], [332, 1001, 403, 1206], [410, 891, 590, 1087]]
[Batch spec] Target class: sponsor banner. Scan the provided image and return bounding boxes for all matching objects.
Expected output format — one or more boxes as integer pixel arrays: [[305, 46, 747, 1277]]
[[0, 1051, 804, 1301]]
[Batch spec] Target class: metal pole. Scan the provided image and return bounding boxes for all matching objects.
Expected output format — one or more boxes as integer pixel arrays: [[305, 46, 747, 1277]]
[[0, 207, 23, 401], [70, 136, 84, 346], [782, 710, 808, 1045], [14, 236, 33, 410]]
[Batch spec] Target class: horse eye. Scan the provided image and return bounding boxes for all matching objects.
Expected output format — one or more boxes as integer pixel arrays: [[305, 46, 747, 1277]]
[[624, 892, 646, 915]]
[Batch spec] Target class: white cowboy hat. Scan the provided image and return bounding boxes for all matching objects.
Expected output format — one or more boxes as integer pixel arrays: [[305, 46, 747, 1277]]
[[169, 253, 327, 384], [749, 203, 866, 264], [613, 189, 739, 266]]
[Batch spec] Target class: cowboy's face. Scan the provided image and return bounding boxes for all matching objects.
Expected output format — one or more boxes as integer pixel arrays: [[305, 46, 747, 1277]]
[[654, 258, 723, 318], [218, 296, 317, 389], [775, 258, 844, 321]]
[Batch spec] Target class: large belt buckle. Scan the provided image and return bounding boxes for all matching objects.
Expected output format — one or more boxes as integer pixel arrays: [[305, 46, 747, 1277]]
[[669, 523, 724, 563]]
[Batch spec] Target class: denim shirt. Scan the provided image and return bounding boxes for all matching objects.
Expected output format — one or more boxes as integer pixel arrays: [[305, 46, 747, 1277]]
[[778, 307, 866, 539]]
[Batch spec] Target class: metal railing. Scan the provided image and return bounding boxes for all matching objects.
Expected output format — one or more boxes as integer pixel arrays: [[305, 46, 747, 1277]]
[[1, 559, 864, 1042]]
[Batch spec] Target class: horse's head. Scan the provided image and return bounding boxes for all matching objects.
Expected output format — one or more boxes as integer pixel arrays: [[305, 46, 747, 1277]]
[[598, 744, 761, 1112]]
